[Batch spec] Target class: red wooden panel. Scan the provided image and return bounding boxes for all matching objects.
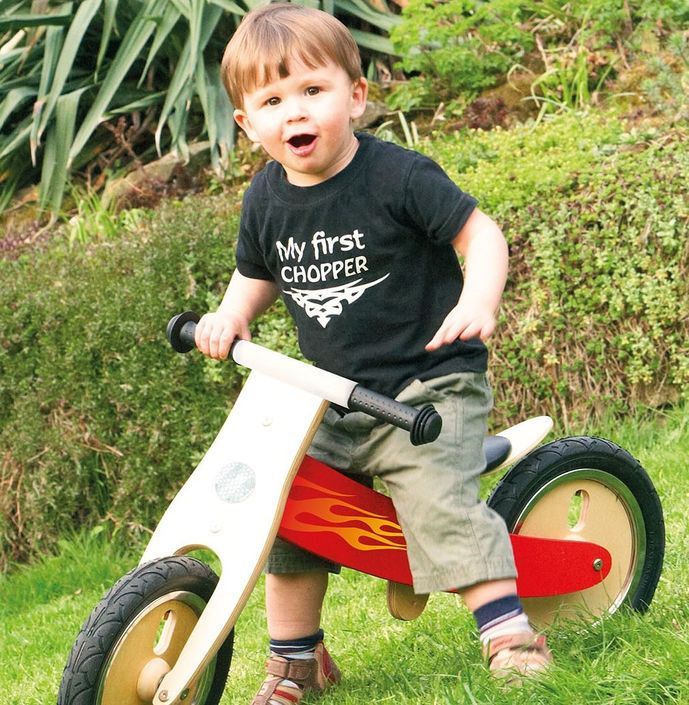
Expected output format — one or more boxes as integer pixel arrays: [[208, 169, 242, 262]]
[[278, 455, 611, 597]]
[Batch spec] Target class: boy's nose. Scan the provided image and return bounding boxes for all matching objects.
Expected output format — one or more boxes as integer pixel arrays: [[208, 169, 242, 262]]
[[284, 96, 307, 122]]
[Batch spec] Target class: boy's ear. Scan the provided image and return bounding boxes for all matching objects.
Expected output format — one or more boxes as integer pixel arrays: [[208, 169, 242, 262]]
[[350, 77, 368, 121], [233, 109, 260, 144]]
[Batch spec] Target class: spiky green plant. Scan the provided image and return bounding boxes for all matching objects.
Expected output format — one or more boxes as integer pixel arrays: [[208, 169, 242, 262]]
[[0, 0, 398, 215]]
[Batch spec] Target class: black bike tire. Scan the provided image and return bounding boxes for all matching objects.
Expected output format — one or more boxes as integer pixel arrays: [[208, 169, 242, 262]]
[[487, 435, 664, 619], [58, 555, 234, 705]]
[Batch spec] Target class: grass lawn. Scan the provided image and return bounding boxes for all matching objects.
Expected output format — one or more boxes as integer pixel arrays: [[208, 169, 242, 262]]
[[2, 406, 689, 704]]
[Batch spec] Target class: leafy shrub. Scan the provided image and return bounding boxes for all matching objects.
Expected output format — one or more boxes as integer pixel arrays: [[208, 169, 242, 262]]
[[389, 0, 535, 112], [637, 32, 689, 122], [2, 112, 688, 568], [423, 112, 626, 212], [425, 113, 689, 424], [0, 191, 297, 569], [389, 0, 689, 115]]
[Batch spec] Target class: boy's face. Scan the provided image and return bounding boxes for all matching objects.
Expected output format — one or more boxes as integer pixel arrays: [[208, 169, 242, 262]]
[[233, 59, 368, 187]]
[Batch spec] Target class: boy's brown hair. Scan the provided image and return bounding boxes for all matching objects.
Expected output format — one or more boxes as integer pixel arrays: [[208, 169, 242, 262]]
[[221, 3, 363, 109]]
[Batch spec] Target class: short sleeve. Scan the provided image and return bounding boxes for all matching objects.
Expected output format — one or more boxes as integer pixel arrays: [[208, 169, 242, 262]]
[[404, 155, 477, 245], [235, 185, 274, 281]]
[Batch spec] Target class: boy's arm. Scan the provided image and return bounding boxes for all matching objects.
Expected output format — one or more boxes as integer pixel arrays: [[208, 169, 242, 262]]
[[425, 208, 508, 351], [195, 269, 279, 359]]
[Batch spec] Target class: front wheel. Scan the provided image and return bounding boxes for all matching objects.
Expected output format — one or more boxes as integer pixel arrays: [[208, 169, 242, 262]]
[[487, 436, 664, 629], [58, 556, 233, 705]]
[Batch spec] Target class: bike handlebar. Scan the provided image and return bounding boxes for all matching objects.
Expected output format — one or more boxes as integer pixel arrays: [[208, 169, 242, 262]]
[[167, 311, 442, 446]]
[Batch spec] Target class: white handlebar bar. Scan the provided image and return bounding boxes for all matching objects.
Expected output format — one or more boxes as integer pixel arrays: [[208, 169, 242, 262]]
[[231, 340, 356, 408]]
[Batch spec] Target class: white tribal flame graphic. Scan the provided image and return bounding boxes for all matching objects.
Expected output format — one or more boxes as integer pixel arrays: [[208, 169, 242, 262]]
[[284, 274, 390, 327]]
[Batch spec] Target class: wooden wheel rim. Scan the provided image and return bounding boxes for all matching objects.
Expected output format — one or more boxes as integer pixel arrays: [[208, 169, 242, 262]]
[[96, 590, 216, 705], [514, 468, 646, 627]]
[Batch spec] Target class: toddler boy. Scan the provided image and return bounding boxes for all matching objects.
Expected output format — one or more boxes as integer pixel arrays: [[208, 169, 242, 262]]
[[196, 4, 551, 703]]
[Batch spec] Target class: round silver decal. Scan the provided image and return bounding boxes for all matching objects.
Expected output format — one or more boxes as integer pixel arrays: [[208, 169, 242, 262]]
[[215, 462, 256, 503]]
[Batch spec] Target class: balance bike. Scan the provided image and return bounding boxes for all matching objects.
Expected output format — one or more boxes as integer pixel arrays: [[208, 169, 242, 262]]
[[57, 311, 665, 705]]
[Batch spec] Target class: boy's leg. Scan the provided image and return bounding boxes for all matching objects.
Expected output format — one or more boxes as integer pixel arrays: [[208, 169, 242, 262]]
[[461, 578, 519, 612], [358, 372, 516, 594], [266, 572, 328, 640], [253, 409, 352, 704], [253, 572, 340, 705], [351, 372, 551, 681]]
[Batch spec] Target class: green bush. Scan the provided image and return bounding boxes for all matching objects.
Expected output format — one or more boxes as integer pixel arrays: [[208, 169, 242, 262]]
[[0, 192, 297, 569], [389, 0, 535, 111], [389, 0, 689, 115], [422, 112, 626, 212], [2, 112, 688, 568], [426, 113, 689, 424]]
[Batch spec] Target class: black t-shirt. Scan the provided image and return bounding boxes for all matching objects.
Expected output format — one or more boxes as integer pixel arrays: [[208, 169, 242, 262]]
[[236, 132, 487, 397]]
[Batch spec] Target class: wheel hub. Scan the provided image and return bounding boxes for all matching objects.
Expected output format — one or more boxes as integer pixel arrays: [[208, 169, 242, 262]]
[[137, 657, 171, 701]]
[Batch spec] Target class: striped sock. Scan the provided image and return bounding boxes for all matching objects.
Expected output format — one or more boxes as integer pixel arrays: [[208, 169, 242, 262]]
[[268, 629, 324, 694], [473, 595, 532, 645]]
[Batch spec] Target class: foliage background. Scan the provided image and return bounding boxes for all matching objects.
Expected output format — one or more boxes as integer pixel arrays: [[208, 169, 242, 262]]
[[426, 115, 689, 423], [2, 108, 688, 569], [389, 0, 689, 115], [1, 0, 689, 572]]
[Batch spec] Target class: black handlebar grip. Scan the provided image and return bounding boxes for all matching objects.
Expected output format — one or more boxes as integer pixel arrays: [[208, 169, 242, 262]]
[[166, 311, 200, 353], [347, 385, 442, 446]]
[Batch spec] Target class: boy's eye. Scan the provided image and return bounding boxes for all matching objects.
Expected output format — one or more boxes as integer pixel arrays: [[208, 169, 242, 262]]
[[306, 86, 320, 96], [266, 96, 280, 106]]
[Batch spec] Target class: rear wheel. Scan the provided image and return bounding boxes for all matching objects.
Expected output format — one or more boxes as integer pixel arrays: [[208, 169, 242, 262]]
[[58, 556, 233, 705], [487, 436, 664, 628]]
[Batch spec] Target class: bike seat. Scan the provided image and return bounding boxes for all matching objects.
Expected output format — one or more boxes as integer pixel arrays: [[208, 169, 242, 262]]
[[483, 435, 512, 473]]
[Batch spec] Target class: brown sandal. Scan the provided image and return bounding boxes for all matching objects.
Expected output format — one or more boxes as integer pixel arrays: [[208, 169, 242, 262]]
[[251, 642, 341, 705], [484, 632, 552, 684]]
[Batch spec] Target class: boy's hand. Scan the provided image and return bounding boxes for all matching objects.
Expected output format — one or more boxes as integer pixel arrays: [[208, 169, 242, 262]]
[[426, 208, 508, 352], [194, 271, 280, 359], [425, 300, 497, 351], [195, 311, 251, 360]]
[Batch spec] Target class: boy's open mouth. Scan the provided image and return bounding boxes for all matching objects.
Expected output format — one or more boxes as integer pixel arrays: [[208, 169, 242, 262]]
[[288, 134, 316, 149]]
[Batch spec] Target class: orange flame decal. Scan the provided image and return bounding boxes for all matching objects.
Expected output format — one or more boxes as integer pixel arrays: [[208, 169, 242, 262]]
[[283, 476, 406, 552]]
